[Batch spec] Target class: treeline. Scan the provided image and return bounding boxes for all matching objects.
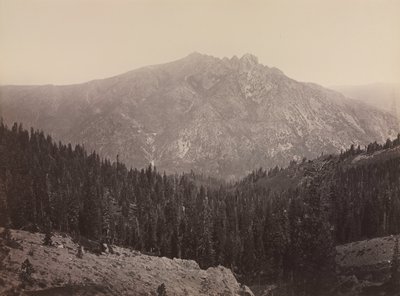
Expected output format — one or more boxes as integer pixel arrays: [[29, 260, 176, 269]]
[[333, 137, 400, 243], [244, 135, 400, 245], [1, 121, 400, 295]]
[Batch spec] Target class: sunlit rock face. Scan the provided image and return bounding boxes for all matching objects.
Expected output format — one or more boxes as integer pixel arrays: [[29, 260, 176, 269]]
[[1, 53, 397, 179]]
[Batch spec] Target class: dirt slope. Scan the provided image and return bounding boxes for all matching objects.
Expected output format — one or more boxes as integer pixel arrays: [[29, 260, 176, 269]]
[[335, 235, 398, 295], [0, 228, 253, 296]]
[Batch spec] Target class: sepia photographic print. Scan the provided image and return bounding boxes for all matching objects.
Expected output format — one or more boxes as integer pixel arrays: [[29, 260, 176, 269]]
[[0, 0, 400, 295]]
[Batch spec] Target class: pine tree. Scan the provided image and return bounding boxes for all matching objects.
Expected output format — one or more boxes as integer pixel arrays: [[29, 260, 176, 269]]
[[20, 258, 35, 284], [43, 220, 53, 246], [76, 244, 84, 259], [197, 187, 215, 268], [1, 225, 11, 241], [157, 283, 167, 296], [389, 236, 400, 292], [292, 177, 336, 296]]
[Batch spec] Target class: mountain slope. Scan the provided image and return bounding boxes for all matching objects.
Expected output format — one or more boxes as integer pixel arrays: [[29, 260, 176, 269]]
[[332, 83, 400, 113], [0, 53, 397, 178]]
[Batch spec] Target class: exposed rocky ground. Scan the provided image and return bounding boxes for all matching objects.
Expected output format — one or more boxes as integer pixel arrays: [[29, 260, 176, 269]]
[[335, 236, 399, 296], [0, 228, 253, 296], [2, 226, 398, 296]]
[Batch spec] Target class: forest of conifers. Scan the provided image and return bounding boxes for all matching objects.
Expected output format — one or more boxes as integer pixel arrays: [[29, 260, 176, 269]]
[[1, 121, 400, 295]]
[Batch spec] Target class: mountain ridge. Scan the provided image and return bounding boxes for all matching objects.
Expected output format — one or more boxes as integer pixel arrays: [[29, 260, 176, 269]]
[[331, 83, 400, 114]]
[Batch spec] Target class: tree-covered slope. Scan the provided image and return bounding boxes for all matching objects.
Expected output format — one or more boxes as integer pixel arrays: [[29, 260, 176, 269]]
[[2, 121, 400, 294]]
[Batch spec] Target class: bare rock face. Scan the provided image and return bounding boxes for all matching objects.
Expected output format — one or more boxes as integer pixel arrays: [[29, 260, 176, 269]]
[[0, 53, 397, 179], [0, 228, 254, 296]]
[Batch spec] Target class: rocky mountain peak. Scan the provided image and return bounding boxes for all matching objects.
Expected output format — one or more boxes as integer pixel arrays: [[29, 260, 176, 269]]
[[185, 52, 260, 72], [186, 51, 205, 59], [240, 53, 259, 66], [239, 54, 259, 72]]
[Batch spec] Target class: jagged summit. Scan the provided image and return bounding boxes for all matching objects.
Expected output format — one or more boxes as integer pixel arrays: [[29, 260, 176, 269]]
[[185, 52, 260, 69], [185, 51, 207, 59], [240, 53, 259, 65], [0, 54, 397, 179]]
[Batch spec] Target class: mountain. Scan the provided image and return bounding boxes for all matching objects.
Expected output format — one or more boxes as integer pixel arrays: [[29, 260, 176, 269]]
[[332, 83, 400, 113], [0, 53, 398, 179]]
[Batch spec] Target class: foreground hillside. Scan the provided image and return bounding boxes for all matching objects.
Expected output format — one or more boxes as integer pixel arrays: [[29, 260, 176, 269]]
[[336, 235, 400, 296], [0, 228, 253, 296], [1, 53, 397, 179], [337, 236, 394, 283], [1, 227, 398, 296]]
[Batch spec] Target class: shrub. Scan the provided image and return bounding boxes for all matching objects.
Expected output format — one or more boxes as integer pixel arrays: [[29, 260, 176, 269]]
[[157, 283, 167, 296], [76, 245, 83, 259], [1, 227, 12, 241], [43, 232, 53, 246], [20, 259, 35, 284]]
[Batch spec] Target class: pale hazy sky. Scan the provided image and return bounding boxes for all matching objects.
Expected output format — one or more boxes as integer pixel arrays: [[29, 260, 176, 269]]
[[0, 0, 399, 86]]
